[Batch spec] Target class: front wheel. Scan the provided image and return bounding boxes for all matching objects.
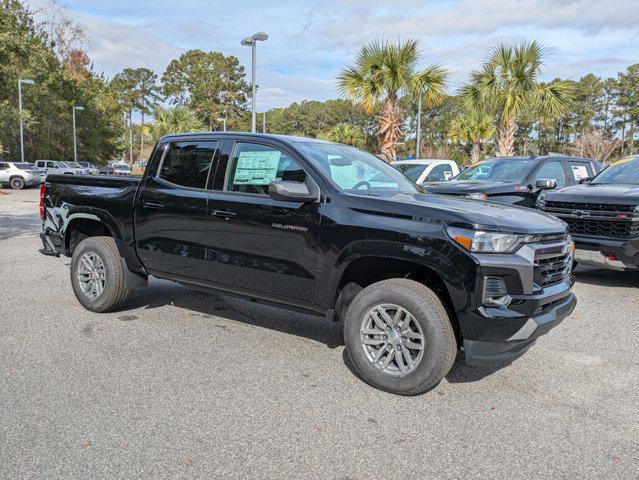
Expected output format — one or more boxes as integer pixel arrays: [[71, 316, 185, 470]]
[[70, 236, 132, 312], [10, 177, 25, 189], [343, 279, 457, 395]]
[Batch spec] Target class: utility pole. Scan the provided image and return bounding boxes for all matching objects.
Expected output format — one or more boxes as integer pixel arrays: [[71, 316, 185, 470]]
[[415, 91, 422, 159], [72, 106, 84, 163], [262, 112, 266, 133]]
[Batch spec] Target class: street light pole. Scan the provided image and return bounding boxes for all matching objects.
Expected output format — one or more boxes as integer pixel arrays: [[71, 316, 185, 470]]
[[72, 106, 84, 163], [415, 91, 422, 159], [241, 32, 268, 133], [262, 112, 266, 133], [18, 79, 35, 163]]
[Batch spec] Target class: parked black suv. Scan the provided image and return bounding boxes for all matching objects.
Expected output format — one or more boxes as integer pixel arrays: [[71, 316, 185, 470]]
[[423, 155, 600, 208], [39, 133, 576, 395], [539, 156, 639, 270]]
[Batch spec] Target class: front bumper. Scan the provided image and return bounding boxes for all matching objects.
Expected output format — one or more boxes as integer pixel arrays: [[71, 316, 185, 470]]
[[457, 236, 577, 366], [572, 234, 639, 270]]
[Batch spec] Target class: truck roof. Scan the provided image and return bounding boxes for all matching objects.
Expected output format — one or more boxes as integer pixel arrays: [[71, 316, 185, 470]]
[[159, 131, 333, 147]]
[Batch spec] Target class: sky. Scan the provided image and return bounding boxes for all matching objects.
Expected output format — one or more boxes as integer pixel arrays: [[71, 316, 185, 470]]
[[26, 0, 639, 110]]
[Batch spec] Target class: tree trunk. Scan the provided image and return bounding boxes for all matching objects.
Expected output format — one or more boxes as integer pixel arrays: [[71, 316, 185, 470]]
[[495, 116, 517, 157], [140, 111, 145, 165], [128, 111, 133, 166], [470, 142, 481, 164], [378, 98, 402, 163]]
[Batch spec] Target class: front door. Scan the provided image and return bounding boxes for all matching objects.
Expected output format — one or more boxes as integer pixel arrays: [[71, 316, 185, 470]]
[[135, 139, 218, 280], [206, 139, 321, 302]]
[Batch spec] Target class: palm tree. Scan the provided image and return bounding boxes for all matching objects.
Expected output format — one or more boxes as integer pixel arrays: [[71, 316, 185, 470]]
[[460, 41, 574, 157], [449, 111, 495, 164], [150, 106, 206, 142], [317, 123, 364, 147], [338, 39, 448, 162]]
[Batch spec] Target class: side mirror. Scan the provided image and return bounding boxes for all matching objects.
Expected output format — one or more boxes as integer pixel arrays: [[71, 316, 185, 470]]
[[268, 181, 317, 203], [535, 179, 557, 190]]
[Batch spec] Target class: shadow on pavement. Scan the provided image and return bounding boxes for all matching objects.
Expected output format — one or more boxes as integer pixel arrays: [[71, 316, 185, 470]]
[[0, 213, 41, 241], [574, 265, 639, 288], [126, 279, 345, 349]]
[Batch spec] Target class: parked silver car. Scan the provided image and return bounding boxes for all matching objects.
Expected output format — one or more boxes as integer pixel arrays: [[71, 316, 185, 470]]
[[0, 161, 39, 189], [34, 160, 84, 179], [76, 162, 100, 175]]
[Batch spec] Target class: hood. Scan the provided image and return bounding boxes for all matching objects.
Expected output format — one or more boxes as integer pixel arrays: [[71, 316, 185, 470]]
[[422, 180, 522, 195], [351, 192, 565, 234], [544, 184, 639, 205]]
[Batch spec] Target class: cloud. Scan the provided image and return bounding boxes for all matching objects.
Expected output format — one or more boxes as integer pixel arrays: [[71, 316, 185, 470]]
[[25, 0, 639, 108]]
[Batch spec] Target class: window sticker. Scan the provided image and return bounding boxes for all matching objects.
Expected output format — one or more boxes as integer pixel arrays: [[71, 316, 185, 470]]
[[571, 165, 589, 181], [444, 170, 453, 180], [233, 150, 282, 185]]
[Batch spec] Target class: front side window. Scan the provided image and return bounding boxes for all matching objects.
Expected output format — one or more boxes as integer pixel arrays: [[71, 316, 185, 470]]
[[456, 158, 536, 183], [0, 163, 8, 170], [46, 162, 56, 168], [393, 164, 427, 182], [226, 142, 306, 195], [534, 161, 566, 188], [426, 164, 454, 182], [158, 141, 218, 189], [296, 142, 420, 196]]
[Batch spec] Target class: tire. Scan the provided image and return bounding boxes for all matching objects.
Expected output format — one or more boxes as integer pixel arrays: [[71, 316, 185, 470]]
[[343, 278, 457, 396], [70, 236, 132, 312], [10, 176, 25, 190]]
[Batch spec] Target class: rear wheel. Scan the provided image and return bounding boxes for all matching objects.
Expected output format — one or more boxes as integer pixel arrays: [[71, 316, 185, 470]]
[[343, 278, 457, 395], [10, 177, 25, 190], [70, 236, 132, 312]]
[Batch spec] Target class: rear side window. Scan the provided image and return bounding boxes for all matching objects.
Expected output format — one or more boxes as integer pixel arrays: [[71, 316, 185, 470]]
[[567, 161, 594, 182], [158, 141, 218, 189], [225, 142, 306, 195], [394, 164, 426, 182], [0, 163, 7, 170]]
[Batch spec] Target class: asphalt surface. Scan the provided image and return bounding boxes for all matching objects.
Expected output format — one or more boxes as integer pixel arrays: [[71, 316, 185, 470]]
[[1, 188, 638, 479]]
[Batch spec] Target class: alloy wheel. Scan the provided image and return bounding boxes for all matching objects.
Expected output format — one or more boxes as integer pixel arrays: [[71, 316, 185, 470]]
[[76, 252, 106, 300]]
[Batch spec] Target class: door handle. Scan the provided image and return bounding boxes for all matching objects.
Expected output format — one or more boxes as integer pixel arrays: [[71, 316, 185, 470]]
[[143, 202, 164, 210], [211, 210, 237, 220]]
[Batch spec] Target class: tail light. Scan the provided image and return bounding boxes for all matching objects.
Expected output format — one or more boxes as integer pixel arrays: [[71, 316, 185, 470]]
[[39, 183, 47, 219]]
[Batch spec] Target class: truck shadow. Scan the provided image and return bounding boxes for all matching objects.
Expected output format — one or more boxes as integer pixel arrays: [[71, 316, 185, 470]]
[[574, 265, 639, 288], [0, 213, 41, 241], [127, 278, 345, 349]]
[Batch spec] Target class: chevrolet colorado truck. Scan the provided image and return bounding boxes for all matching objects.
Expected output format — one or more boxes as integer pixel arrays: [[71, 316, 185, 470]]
[[539, 155, 639, 270], [39, 133, 576, 395]]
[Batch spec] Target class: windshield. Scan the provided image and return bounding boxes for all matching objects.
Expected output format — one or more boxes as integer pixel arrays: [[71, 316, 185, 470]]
[[13, 163, 34, 169], [591, 157, 639, 185], [455, 158, 536, 183], [113, 164, 129, 170], [393, 163, 427, 182], [296, 143, 421, 195]]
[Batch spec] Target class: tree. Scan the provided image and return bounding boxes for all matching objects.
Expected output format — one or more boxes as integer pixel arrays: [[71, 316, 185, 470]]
[[110, 67, 160, 165], [162, 50, 250, 129], [449, 111, 495, 163], [317, 123, 364, 147], [461, 41, 574, 157], [616, 64, 639, 155], [572, 129, 621, 164], [150, 106, 206, 143], [338, 38, 448, 162]]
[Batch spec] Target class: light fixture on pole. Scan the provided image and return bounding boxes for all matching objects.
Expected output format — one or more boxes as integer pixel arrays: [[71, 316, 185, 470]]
[[241, 31, 268, 133], [72, 106, 84, 163], [18, 79, 35, 163]]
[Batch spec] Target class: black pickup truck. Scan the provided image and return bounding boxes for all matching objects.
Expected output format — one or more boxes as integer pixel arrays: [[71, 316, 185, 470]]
[[423, 155, 600, 208], [539, 156, 639, 270], [40, 133, 576, 395]]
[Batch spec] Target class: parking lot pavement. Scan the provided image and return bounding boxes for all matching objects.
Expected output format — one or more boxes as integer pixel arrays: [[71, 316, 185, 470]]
[[1, 188, 638, 479]]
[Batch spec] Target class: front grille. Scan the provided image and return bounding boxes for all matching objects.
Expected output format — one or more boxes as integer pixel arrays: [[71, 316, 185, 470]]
[[542, 201, 639, 239], [535, 252, 572, 288], [562, 217, 639, 238], [544, 201, 636, 213]]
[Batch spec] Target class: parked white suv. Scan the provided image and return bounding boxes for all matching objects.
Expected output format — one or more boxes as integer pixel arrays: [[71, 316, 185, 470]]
[[34, 160, 84, 179], [110, 162, 132, 175], [0, 161, 39, 189], [392, 159, 460, 184]]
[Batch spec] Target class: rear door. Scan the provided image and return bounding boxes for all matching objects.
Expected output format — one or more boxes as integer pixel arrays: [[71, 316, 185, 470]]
[[205, 138, 321, 302], [134, 139, 219, 280]]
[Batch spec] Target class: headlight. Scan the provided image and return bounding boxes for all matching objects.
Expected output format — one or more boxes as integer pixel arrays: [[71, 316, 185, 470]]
[[446, 227, 525, 253], [466, 192, 487, 200]]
